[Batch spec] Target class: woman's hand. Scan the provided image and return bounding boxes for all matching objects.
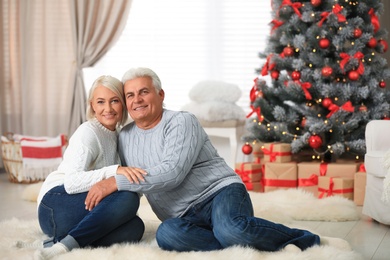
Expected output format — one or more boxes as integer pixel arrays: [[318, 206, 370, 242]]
[[117, 166, 147, 184], [85, 177, 117, 211]]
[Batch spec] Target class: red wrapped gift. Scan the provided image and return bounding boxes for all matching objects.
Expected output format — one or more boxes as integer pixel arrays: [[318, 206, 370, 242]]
[[235, 162, 263, 182], [297, 162, 358, 196], [262, 143, 292, 163], [318, 176, 354, 200], [263, 162, 297, 192]]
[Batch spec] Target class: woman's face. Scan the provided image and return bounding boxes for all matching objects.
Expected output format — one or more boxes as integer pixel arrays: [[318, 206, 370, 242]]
[[91, 85, 123, 131]]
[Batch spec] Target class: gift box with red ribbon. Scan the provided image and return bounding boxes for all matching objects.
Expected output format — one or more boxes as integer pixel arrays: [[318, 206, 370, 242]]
[[263, 162, 297, 192], [354, 164, 366, 206], [318, 176, 354, 200], [234, 162, 263, 182], [297, 162, 358, 197], [244, 181, 264, 192], [262, 143, 292, 163]]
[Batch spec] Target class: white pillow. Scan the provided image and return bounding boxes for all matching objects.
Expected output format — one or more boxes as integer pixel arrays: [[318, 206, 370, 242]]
[[188, 80, 242, 103], [182, 101, 246, 122]]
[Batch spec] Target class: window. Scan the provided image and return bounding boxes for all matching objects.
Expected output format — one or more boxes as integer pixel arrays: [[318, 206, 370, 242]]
[[83, 0, 271, 113]]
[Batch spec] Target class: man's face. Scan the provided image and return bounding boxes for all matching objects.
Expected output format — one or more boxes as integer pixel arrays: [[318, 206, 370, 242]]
[[124, 76, 164, 129]]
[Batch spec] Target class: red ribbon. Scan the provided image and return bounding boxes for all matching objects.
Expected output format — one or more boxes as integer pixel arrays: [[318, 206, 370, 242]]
[[326, 101, 354, 118], [318, 177, 354, 198], [249, 79, 259, 102], [271, 19, 284, 32], [359, 164, 366, 172], [369, 8, 380, 33], [298, 82, 312, 100], [246, 105, 262, 121], [261, 55, 276, 76], [262, 144, 292, 162], [235, 163, 262, 182], [318, 4, 346, 27], [263, 178, 297, 187], [339, 52, 365, 74], [280, 0, 302, 18], [298, 163, 327, 187]]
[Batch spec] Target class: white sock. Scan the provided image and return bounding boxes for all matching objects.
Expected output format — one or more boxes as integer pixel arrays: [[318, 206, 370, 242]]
[[34, 242, 69, 260], [16, 239, 43, 249], [320, 236, 351, 251]]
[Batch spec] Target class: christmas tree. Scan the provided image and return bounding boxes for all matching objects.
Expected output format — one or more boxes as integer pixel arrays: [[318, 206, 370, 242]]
[[244, 0, 390, 162]]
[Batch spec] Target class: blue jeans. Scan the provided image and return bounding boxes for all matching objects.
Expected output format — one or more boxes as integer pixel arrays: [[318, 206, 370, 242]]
[[156, 183, 320, 252], [38, 185, 144, 248]]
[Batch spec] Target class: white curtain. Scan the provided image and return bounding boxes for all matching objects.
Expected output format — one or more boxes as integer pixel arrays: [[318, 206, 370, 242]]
[[0, 0, 132, 168], [68, 0, 132, 133]]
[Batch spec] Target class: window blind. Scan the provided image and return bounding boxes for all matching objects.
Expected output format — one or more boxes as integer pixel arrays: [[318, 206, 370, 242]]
[[83, 0, 272, 113]]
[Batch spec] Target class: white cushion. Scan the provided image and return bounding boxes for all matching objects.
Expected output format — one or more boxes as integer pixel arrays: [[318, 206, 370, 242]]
[[188, 80, 242, 103], [181, 101, 246, 122], [363, 174, 390, 225]]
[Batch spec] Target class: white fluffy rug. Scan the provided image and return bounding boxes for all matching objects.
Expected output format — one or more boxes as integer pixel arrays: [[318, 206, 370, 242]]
[[1, 189, 363, 260]]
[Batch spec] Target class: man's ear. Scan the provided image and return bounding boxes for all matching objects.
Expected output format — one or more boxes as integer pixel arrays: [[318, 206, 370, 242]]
[[159, 89, 165, 100]]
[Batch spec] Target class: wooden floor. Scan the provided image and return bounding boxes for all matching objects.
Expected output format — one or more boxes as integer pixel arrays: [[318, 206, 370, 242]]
[[0, 171, 389, 259]]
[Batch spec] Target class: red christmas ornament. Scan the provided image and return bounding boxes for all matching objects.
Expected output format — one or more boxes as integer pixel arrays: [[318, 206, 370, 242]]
[[242, 143, 253, 155], [308, 135, 323, 149], [291, 71, 301, 81], [321, 66, 333, 77], [322, 98, 333, 108], [301, 118, 307, 127], [319, 38, 330, 49], [271, 70, 280, 80], [367, 37, 377, 48], [348, 70, 360, 81], [379, 39, 388, 52], [283, 46, 294, 57], [353, 28, 362, 38], [380, 81, 386, 88], [311, 0, 321, 7]]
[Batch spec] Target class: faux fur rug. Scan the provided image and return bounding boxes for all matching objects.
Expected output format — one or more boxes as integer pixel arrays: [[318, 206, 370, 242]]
[[1, 189, 363, 260]]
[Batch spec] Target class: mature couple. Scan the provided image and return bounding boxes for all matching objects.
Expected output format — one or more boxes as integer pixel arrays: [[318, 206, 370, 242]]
[[19, 68, 347, 259]]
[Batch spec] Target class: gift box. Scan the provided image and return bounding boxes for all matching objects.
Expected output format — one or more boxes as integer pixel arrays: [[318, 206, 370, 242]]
[[244, 181, 264, 192], [252, 142, 264, 163], [318, 176, 354, 200], [297, 162, 359, 196], [262, 143, 292, 163], [354, 168, 366, 206], [235, 162, 263, 182], [263, 162, 297, 192]]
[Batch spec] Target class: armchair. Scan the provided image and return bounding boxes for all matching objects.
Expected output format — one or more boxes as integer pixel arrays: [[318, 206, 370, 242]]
[[363, 120, 390, 225]]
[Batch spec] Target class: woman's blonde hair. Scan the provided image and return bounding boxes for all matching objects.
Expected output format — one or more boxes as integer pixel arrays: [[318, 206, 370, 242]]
[[86, 75, 128, 126]]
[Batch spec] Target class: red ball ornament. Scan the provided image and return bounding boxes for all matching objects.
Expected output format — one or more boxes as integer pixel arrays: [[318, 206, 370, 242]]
[[271, 70, 280, 80], [321, 66, 333, 77], [379, 81, 386, 88], [311, 0, 321, 7], [359, 105, 367, 112], [319, 38, 330, 49], [242, 143, 253, 155], [353, 28, 362, 38], [301, 118, 307, 127], [283, 46, 294, 57], [379, 39, 388, 52], [322, 98, 333, 108], [291, 71, 301, 81], [367, 37, 377, 48], [308, 135, 323, 149], [348, 70, 360, 81]]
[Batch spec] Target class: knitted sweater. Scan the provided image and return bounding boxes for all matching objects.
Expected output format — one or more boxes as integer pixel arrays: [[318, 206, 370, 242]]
[[37, 118, 120, 206], [116, 109, 243, 221]]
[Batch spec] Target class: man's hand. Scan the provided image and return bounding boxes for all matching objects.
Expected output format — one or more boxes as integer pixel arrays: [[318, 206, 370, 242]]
[[85, 177, 117, 211], [117, 166, 147, 184]]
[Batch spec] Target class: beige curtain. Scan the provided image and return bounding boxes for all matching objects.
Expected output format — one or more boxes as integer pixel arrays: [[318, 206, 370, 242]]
[[0, 0, 132, 168], [69, 0, 132, 134]]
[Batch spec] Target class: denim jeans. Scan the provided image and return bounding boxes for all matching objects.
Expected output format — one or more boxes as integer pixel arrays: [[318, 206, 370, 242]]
[[38, 185, 144, 248], [156, 183, 320, 252]]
